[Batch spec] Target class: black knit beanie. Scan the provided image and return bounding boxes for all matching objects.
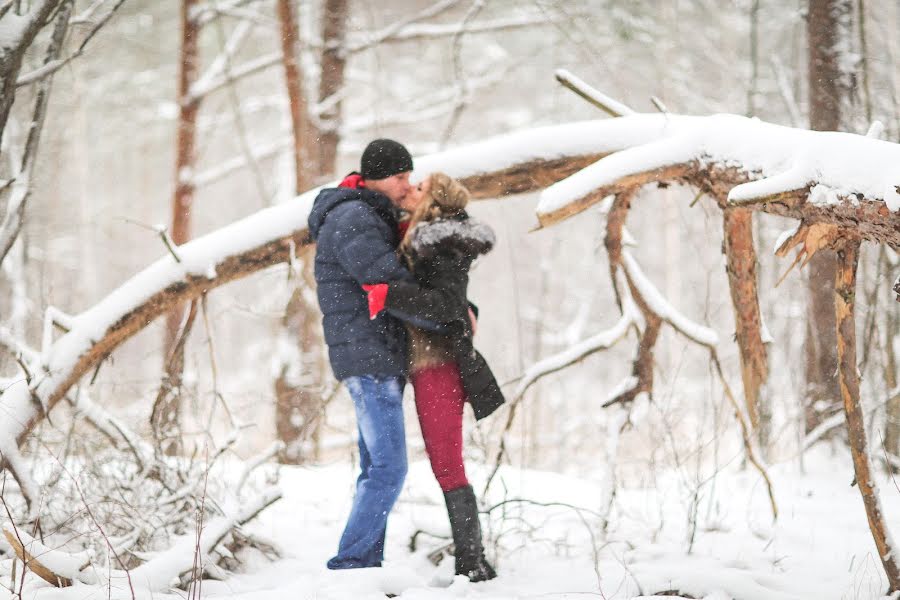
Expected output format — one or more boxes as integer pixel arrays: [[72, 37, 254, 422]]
[[360, 139, 413, 180]]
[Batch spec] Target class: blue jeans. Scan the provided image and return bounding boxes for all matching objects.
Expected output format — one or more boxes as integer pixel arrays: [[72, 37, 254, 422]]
[[327, 375, 408, 569]]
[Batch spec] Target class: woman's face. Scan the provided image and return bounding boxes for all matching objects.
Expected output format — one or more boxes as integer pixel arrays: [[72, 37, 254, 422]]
[[403, 176, 432, 212]]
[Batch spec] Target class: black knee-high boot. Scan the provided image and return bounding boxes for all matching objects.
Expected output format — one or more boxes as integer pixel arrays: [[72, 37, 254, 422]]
[[443, 485, 496, 582]]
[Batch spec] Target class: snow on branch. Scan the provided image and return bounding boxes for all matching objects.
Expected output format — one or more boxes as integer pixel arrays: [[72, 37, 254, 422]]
[[2, 525, 92, 586], [0, 0, 59, 52], [531, 113, 900, 246], [187, 51, 282, 102], [190, 19, 254, 100], [192, 136, 292, 187], [357, 11, 575, 45], [15, 0, 128, 88], [0, 186, 322, 448], [345, 0, 459, 54], [0, 430, 41, 518], [555, 69, 636, 117], [413, 116, 675, 189], [512, 313, 633, 401], [0, 119, 716, 453], [621, 250, 718, 347], [2, 112, 895, 461], [129, 487, 281, 592], [68, 388, 154, 468], [191, 0, 264, 27]]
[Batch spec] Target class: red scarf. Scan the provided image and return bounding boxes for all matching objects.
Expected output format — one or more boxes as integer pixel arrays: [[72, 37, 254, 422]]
[[338, 172, 366, 189]]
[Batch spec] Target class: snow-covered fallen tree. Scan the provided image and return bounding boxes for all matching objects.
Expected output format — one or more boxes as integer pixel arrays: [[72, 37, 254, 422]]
[[524, 105, 900, 592], [1, 105, 899, 593]]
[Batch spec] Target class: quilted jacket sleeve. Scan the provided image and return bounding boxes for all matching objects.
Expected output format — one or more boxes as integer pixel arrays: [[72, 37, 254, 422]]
[[383, 253, 471, 327], [329, 202, 414, 285]]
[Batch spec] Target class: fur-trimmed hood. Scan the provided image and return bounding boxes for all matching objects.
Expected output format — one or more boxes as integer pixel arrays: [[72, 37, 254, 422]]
[[406, 214, 496, 260]]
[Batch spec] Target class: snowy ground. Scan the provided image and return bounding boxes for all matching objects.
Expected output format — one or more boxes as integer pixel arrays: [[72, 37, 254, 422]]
[[5, 443, 900, 600]]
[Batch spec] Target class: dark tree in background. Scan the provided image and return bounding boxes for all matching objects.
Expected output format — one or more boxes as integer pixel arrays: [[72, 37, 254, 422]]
[[155, 0, 201, 454], [804, 0, 855, 433]]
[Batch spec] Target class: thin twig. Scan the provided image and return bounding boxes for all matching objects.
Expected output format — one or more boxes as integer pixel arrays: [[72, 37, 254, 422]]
[[15, 0, 127, 87], [555, 69, 635, 117], [709, 352, 778, 520]]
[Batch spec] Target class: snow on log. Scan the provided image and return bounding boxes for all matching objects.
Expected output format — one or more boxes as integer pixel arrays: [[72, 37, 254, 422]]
[[0, 120, 714, 452], [2, 113, 897, 458], [2, 525, 93, 587], [534, 114, 900, 249], [129, 487, 282, 592], [0, 186, 321, 449], [414, 116, 680, 194]]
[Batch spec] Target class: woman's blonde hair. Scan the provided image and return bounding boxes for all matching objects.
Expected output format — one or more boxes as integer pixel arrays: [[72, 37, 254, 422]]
[[400, 172, 470, 254]]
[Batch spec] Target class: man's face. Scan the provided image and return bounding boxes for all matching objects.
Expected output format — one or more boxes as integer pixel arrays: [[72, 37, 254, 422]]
[[366, 172, 413, 210]]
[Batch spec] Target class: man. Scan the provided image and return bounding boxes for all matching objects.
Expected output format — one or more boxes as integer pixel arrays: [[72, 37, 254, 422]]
[[307, 139, 421, 569]]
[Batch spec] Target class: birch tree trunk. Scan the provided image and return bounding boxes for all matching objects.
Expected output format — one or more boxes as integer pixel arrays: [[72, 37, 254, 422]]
[[804, 0, 853, 433]]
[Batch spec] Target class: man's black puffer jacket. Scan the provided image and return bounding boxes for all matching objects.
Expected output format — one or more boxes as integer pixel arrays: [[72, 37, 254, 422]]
[[384, 213, 505, 420], [308, 185, 415, 381]]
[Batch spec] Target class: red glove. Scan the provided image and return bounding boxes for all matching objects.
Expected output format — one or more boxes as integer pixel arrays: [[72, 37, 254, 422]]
[[362, 283, 388, 319]]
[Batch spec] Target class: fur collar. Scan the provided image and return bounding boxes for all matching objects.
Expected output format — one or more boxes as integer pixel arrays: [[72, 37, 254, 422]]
[[407, 215, 496, 259]]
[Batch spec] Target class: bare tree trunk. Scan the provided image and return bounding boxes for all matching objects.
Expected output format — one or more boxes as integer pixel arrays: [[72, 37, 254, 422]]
[[272, 0, 330, 463], [274, 258, 328, 464], [153, 300, 198, 454], [0, 1, 63, 156], [884, 305, 900, 465], [276, 0, 311, 193], [161, 0, 201, 448], [316, 0, 348, 176], [747, 0, 760, 116], [804, 0, 853, 433], [723, 207, 770, 452], [0, 0, 69, 266], [834, 241, 900, 592]]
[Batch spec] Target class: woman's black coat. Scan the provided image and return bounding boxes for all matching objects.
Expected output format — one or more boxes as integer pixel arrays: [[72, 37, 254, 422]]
[[383, 214, 505, 420]]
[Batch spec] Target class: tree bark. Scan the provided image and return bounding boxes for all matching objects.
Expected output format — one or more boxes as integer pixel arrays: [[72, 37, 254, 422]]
[[834, 240, 900, 592], [273, 0, 329, 463], [722, 208, 770, 450], [0, 0, 67, 266], [274, 255, 327, 464], [161, 0, 201, 446], [804, 0, 853, 433], [0, 0, 63, 155], [1, 131, 898, 451], [316, 0, 348, 176], [882, 287, 900, 467], [604, 191, 662, 407], [276, 0, 311, 193]]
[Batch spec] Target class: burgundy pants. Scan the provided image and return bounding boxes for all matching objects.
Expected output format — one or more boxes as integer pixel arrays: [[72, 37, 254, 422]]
[[411, 362, 469, 492]]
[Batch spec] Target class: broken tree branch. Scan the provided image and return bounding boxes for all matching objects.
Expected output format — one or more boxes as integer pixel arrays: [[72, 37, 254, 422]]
[[834, 240, 900, 591]]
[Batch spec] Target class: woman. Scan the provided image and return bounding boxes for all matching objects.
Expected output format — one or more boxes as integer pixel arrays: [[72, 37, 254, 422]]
[[363, 172, 503, 582]]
